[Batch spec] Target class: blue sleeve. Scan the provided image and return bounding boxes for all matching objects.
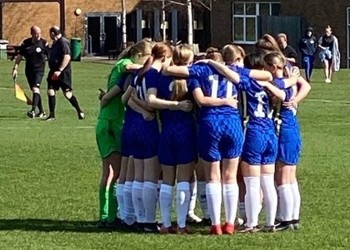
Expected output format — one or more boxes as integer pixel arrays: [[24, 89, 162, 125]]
[[144, 69, 159, 89], [237, 76, 251, 91], [188, 78, 201, 93], [188, 64, 204, 78], [284, 88, 294, 102], [237, 67, 251, 78], [130, 72, 138, 88], [118, 75, 127, 90], [274, 78, 286, 89]]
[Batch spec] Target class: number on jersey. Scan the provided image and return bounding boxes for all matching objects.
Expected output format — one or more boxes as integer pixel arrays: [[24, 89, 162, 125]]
[[209, 74, 233, 98], [134, 76, 147, 100], [254, 91, 273, 118]]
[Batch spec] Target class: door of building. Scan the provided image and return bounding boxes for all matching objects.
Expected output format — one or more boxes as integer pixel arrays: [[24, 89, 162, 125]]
[[86, 13, 122, 55], [258, 15, 305, 66]]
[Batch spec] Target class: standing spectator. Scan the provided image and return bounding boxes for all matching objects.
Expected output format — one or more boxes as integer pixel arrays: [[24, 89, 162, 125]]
[[277, 33, 298, 65], [46, 26, 84, 121], [299, 27, 318, 82], [12, 26, 48, 118], [318, 25, 340, 83]]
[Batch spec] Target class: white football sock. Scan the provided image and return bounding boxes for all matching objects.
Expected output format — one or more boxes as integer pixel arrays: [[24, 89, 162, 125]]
[[238, 202, 246, 220], [188, 181, 197, 215], [277, 184, 294, 221], [244, 176, 260, 228], [206, 182, 222, 226], [159, 184, 174, 228], [275, 196, 282, 222], [143, 181, 158, 223], [123, 181, 135, 225], [157, 180, 163, 211], [116, 183, 125, 220], [223, 183, 239, 224], [261, 174, 278, 226], [132, 181, 145, 223], [197, 181, 209, 219], [177, 182, 191, 228], [291, 181, 301, 220]]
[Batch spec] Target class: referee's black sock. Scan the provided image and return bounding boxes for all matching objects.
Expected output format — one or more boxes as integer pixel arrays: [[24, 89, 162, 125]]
[[31, 93, 40, 112], [48, 95, 56, 118], [37, 94, 44, 113], [68, 95, 82, 113]]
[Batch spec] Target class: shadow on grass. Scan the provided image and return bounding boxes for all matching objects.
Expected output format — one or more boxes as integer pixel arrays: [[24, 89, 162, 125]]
[[0, 219, 121, 233], [0, 219, 211, 235]]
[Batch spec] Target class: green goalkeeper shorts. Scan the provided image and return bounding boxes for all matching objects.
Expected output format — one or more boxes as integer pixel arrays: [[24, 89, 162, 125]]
[[96, 119, 122, 159]]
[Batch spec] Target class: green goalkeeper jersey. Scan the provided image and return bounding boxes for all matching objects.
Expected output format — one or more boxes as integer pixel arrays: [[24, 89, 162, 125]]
[[98, 58, 133, 122]]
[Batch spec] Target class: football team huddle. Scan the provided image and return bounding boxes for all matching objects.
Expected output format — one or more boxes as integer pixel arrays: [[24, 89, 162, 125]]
[[96, 34, 311, 235]]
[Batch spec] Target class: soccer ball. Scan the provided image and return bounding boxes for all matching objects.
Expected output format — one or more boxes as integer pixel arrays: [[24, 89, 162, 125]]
[[74, 8, 82, 16]]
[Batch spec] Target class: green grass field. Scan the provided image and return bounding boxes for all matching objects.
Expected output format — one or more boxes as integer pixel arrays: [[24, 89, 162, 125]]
[[0, 59, 349, 249]]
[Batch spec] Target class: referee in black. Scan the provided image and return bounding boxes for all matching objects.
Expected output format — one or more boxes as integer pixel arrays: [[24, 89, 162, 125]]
[[46, 26, 84, 121], [12, 25, 48, 118]]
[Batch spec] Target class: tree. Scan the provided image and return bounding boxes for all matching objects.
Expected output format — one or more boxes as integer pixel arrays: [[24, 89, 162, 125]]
[[141, 0, 212, 45]]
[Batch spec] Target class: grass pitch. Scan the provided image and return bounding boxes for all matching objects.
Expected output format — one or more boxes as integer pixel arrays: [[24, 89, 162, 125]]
[[0, 59, 349, 249]]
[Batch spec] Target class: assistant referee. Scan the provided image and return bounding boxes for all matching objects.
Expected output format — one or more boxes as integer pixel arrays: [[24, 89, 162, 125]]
[[12, 26, 48, 118]]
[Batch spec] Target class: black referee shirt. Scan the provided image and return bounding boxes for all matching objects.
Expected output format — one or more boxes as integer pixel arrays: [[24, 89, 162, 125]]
[[19, 38, 48, 71], [49, 37, 71, 71]]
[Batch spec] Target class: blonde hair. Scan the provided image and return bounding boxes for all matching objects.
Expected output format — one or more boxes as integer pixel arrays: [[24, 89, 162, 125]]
[[171, 44, 194, 101], [255, 34, 282, 54], [173, 44, 194, 66], [222, 44, 245, 65], [117, 40, 153, 61], [264, 52, 286, 69], [277, 33, 287, 42]]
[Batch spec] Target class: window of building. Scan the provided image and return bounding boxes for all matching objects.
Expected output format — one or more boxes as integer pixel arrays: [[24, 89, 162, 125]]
[[232, 2, 280, 44]]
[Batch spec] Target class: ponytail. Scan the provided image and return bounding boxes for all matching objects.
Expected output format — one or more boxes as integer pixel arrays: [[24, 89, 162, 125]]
[[171, 78, 188, 101], [136, 55, 154, 86], [136, 42, 172, 86], [117, 46, 132, 61]]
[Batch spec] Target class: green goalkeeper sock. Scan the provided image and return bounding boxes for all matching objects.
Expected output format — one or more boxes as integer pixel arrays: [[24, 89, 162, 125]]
[[99, 187, 108, 222], [107, 182, 118, 223]]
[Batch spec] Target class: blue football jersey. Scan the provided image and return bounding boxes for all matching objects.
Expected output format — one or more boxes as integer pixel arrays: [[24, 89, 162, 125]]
[[228, 64, 251, 78], [154, 74, 195, 122], [124, 71, 141, 124], [188, 63, 239, 117], [117, 74, 127, 91], [124, 69, 160, 124], [134, 67, 160, 100], [237, 76, 274, 129], [274, 78, 298, 127]]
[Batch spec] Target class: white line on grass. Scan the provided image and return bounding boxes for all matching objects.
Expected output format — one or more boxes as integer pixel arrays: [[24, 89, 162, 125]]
[[0, 87, 13, 90], [306, 98, 350, 104]]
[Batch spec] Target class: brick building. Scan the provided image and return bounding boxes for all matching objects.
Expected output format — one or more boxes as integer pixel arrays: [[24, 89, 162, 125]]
[[0, 0, 349, 66], [0, 0, 211, 55], [0, 0, 140, 54]]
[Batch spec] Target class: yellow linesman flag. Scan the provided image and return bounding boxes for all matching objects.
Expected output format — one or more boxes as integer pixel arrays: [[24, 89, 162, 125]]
[[14, 83, 32, 105]]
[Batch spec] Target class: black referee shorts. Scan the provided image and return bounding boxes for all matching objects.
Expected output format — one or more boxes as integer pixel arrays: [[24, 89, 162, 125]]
[[47, 70, 72, 92], [25, 69, 44, 89]]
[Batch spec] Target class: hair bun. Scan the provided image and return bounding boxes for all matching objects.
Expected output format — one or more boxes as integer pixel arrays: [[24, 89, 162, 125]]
[[205, 47, 219, 55]]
